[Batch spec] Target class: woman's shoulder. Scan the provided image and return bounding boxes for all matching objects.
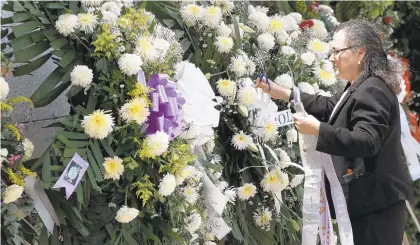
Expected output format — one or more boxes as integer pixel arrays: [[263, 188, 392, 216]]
[[360, 75, 396, 97]]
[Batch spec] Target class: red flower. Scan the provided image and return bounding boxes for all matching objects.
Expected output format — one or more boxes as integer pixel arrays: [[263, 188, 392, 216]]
[[8, 154, 21, 167], [299, 20, 314, 31], [383, 16, 392, 25]]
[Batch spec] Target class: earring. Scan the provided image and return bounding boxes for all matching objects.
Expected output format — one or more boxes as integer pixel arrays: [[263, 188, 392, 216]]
[[357, 60, 361, 65]]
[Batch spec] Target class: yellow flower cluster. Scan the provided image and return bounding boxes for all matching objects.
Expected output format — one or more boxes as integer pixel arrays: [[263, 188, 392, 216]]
[[5, 124, 21, 141], [17, 166, 36, 177], [7, 168, 24, 187], [163, 140, 196, 174], [131, 175, 154, 206], [138, 143, 155, 160], [128, 83, 153, 103], [118, 8, 150, 33], [92, 24, 118, 59]]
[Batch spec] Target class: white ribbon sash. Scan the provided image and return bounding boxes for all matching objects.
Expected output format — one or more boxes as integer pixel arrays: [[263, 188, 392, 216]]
[[399, 104, 420, 181], [294, 91, 353, 245]]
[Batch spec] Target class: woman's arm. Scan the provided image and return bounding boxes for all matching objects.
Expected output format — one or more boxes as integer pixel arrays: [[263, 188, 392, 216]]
[[300, 92, 342, 122]]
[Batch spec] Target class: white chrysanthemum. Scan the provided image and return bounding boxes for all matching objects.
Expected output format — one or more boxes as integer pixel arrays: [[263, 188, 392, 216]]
[[101, 1, 121, 16], [55, 14, 79, 36], [274, 74, 293, 89], [276, 148, 291, 163], [287, 12, 302, 23], [232, 131, 252, 150], [312, 19, 328, 40], [189, 168, 203, 183], [217, 181, 229, 191], [22, 138, 34, 161], [81, 0, 102, 7], [229, 54, 252, 77], [77, 13, 98, 33], [281, 46, 296, 57], [70, 65, 93, 88], [268, 15, 286, 34], [276, 31, 290, 46], [328, 15, 340, 27], [183, 186, 199, 204], [204, 6, 222, 28], [204, 241, 217, 245], [253, 207, 272, 231], [120, 98, 150, 125], [217, 21, 232, 37], [159, 173, 176, 196], [181, 4, 204, 26], [101, 11, 118, 25], [237, 86, 257, 107], [0, 77, 9, 100], [103, 156, 124, 180], [144, 131, 170, 157], [248, 7, 270, 31], [115, 0, 134, 8], [261, 169, 289, 192], [224, 188, 237, 203], [238, 183, 257, 200], [286, 129, 298, 143], [298, 82, 316, 95], [283, 15, 299, 31], [215, 36, 234, 53], [0, 148, 8, 165], [308, 39, 330, 55], [289, 30, 301, 40], [290, 174, 305, 188], [115, 206, 139, 223], [260, 119, 277, 142], [176, 165, 196, 185], [301, 52, 316, 66], [82, 110, 115, 139], [318, 89, 332, 97], [239, 77, 254, 87], [318, 5, 334, 15], [118, 54, 142, 76], [258, 33, 275, 51], [314, 60, 336, 86], [134, 37, 158, 62], [154, 38, 171, 61], [185, 210, 202, 234], [211, 0, 234, 14], [216, 79, 235, 97], [2, 184, 24, 204]]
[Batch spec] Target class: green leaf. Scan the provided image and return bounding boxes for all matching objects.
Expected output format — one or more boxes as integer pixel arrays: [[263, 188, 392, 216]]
[[14, 54, 51, 77], [12, 21, 40, 37], [95, 58, 108, 74], [57, 131, 89, 140], [58, 49, 77, 67], [140, 222, 162, 245], [162, 19, 176, 28], [62, 204, 90, 237], [13, 1, 25, 12], [69, 1, 79, 12], [123, 231, 139, 245], [63, 147, 86, 158], [232, 17, 242, 48], [39, 17, 51, 24], [180, 38, 191, 52], [76, 184, 83, 205], [12, 13, 31, 22], [100, 139, 115, 157], [46, 2, 65, 9], [86, 167, 101, 192], [10, 30, 44, 51], [57, 134, 74, 148], [87, 150, 104, 182], [291, 219, 300, 232], [42, 149, 51, 188], [51, 38, 68, 50], [32, 81, 71, 107], [44, 28, 59, 42], [90, 140, 105, 170], [125, 157, 139, 170], [86, 89, 97, 113], [14, 40, 51, 62]]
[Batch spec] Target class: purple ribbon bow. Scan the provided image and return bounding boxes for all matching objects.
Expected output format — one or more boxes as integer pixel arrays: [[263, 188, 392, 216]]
[[138, 71, 185, 139]]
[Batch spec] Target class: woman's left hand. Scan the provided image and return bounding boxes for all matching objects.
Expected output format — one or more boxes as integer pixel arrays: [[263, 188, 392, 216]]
[[293, 113, 321, 136]]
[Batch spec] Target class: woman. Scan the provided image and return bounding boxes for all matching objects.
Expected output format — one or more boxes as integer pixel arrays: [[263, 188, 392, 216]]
[[256, 19, 412, 245]]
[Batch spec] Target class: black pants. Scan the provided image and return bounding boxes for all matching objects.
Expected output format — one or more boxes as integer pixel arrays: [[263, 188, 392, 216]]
[[350, 201, 407, 245]]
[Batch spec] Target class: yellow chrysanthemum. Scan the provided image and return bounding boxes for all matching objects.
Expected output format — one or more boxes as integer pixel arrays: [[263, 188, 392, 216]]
[[216, 79, 235, 97], [308, 39, 329, 55], [81, 110, 115, 139], [237, 183, 257, 200], [261, 169, 289, 193], [120, 98, 150, 125], [268, 15, 285, 34], [103, 156, 124, 180]]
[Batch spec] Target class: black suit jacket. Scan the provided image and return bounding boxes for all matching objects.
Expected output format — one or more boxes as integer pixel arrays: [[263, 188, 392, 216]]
[[300, 75, 412, 217]]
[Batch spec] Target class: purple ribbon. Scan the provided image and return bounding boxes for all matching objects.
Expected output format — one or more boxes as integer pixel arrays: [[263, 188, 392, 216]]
[[142, 73, 185, 139]]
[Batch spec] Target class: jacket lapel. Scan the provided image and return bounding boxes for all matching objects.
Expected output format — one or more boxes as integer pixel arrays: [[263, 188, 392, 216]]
[[327, 75, 369, 124]]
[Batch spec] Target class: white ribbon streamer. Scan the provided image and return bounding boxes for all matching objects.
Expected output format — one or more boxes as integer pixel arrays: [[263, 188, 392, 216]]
[[399, 104, 420, 181], [294, 98, 354, 245]]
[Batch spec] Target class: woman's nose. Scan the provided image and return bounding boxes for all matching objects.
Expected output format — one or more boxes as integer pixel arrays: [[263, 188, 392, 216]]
[[328, 53, 334, 62]]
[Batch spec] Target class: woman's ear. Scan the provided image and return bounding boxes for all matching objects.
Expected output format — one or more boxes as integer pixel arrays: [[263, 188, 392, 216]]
[[358, 47, 367, 61]]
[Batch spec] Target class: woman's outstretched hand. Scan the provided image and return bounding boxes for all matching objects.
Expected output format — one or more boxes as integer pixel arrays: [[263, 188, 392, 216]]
[[255, 77, 292, 101]]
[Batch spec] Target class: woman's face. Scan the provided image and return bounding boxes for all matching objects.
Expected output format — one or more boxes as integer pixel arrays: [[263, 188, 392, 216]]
[[329, 30, 364, 82]]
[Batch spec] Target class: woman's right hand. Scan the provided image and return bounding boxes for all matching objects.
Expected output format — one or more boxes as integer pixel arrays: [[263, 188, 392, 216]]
[[255, 77, 292, 101]]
